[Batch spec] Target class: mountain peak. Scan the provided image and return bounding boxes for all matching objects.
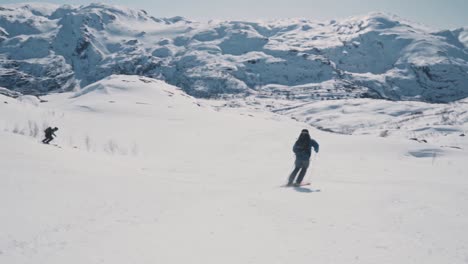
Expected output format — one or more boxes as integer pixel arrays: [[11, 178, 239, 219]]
[[0, 3, 467, 103], [0, 2, 60, 17]]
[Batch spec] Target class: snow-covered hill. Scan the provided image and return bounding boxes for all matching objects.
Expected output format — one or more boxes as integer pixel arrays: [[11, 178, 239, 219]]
[[217, 95, 468, 147], [0, 3, 467, 102], [276, 98, 468, 141], [1, 75, 467, 263]]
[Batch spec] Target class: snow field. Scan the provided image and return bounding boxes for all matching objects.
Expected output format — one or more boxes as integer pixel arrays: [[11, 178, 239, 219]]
[[1, 76, 467, 263]]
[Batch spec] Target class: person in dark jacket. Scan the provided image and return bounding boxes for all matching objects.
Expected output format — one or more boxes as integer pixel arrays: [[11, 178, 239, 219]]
[[42, 127, 58, 144], [288, 129, 319, 186]]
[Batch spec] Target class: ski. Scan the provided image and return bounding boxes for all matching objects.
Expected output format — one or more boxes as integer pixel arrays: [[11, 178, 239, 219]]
[[281, 182, 311, 187]]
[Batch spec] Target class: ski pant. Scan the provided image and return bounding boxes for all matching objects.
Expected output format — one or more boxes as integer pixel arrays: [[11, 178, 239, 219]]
[[42, 136, 54, 144], [288, 159, 310, 184]]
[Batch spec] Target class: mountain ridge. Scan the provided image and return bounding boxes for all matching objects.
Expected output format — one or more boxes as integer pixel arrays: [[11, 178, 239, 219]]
[[0, 3, 467, 103]]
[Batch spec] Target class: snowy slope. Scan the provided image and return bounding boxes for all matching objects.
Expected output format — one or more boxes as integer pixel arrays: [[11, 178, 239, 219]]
[[1, 76, 468, 263], [0, 4, 467, 102], [270, 97, 468, 147]]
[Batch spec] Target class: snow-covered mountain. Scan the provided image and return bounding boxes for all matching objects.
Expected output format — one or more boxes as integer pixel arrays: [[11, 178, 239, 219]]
[[1, 3, 467, 103], [1, 4, 467, 263]]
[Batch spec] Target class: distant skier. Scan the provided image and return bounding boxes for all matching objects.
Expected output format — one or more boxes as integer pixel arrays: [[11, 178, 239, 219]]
[[287, 129, 319, 186], [42, 127, 59, 144]]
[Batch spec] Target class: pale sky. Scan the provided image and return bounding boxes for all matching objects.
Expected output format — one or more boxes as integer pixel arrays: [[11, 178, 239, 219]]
[[2, 0, 467, 29]]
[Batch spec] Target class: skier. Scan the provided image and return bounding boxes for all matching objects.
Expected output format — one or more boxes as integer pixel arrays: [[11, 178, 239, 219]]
[[42, 127, 59, 144], [288, 129, 319, 186]]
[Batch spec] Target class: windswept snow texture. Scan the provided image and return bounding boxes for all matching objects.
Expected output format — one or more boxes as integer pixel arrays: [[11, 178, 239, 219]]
[[266, 97, 468, 145], [1, 75, 468, 264], [0, 4, 467, 102]]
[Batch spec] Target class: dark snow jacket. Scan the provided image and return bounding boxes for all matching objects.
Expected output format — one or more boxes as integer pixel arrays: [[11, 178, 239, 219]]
[[293, 138, 319, 161], [44, 127, 56, 138]]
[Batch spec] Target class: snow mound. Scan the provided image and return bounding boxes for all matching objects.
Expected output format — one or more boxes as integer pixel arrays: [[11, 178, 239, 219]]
[[17, 95, 40, 106], [72, 75, 188, 100]]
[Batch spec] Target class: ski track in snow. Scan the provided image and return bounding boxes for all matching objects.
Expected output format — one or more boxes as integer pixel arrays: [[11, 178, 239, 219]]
[[0, 75, 467, 264]]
